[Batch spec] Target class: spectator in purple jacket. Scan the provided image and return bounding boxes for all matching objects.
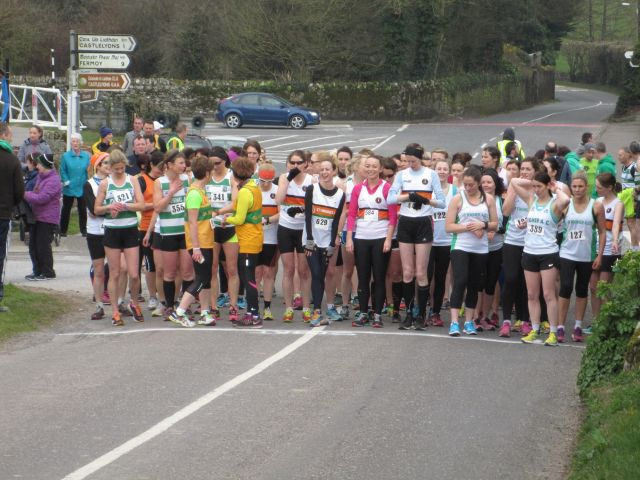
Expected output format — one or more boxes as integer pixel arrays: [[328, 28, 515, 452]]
[[23, 154, 62, 280]]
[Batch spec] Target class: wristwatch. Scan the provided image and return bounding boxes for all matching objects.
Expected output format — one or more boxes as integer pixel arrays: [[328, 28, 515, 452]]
[[483, 221, 489, 230]]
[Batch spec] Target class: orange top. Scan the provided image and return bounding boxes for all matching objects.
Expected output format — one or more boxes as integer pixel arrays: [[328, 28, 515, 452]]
[[139, 173, 155, 232]]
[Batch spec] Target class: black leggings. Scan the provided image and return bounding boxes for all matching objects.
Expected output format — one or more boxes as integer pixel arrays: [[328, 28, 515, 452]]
[[306, 248, 329, 310], [354, 238, 390, 315], [481, 248, 503, 296], [427, 245, 450, 314], [559, 257, 592, 299], [238, 253, 258, 316], [187, 248, 213, 297], [502, 243, 529, 322], [450, 250, 487, 310], [60, 194, 87, 235]]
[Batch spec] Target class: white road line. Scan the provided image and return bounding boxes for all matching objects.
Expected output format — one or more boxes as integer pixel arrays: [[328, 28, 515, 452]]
[[357, 136, 389, 142], [472, 152, 479, 159], [397, 124, 409, 132], [348, 144, 377, 150], [258, 135, 299, 143], [268, 135, 345, 149], [489, 137, 496, 141], [521, 101, 603, 125], [56, 327, 585, 349], [481, 143, 487, 148], [372, 135, 396, 151], [292, 139, 357, 150], [60, 326, 326, 480]]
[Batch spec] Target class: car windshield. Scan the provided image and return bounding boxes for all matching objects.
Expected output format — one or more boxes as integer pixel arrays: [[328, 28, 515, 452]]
[[209, 139, 245, 149]]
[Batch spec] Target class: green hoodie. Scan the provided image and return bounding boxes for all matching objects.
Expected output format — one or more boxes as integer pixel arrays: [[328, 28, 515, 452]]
[[0, 139, 12, 153], [592, 154, 616, 198], [564, 151, 582, 174]]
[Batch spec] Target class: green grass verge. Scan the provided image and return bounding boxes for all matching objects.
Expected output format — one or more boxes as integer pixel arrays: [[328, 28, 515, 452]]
[[0, 284, 68, 342], [568, 369, 640, 480], [80, 129, 124, 147], [556, 51, 570, 75]]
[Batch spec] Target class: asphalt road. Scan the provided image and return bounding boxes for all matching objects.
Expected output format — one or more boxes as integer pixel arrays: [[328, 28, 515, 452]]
[[0, 85, 624, 480]]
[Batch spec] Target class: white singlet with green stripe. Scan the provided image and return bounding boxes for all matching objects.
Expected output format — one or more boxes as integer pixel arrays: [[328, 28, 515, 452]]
[[206, 170, 233, 211], [102, 175, 138, 229], [158, 173, 189, 236]]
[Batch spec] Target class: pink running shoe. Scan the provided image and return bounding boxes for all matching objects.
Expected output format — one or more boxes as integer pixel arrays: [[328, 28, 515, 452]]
[[292, 295, 303, 310], [571, 327, 584, 342], [489, 313, 500, 329], [557, 327, 566, 343], [101, 291, 111, 305], [478, 317, 493, 331], [521, 321, 533, 336], [229, 306, 239, 324], [498, 321, 511, 337]]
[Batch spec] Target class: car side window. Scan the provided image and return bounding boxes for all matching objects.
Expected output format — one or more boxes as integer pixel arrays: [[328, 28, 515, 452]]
[[261, 96, 281, 108], [239, 95, 259, 106]]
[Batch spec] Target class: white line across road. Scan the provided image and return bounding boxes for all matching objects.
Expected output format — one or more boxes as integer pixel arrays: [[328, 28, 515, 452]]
[[61, 326, 327, 480], [397, 124, 409, 132], [257, 135, 299, 143], [267, 135, 346, 149], [373, 135, 396, 151]]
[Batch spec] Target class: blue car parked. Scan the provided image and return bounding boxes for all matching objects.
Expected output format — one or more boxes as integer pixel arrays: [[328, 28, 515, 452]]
[[215, 92, 321, 129]]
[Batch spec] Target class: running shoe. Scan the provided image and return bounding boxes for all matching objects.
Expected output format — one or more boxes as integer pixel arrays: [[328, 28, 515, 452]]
[[147, 297, 159, 310], [101, 291, 111, 305], [163, 307, 174, 321], [302, 308, 312, 323], [211, 308, 222, 322], [167, 311, 182, 325], [111, 312, 124, 326], [216, 293, 230, 308], [282, 307, 294, 323], [229, 306, 239, 324], [310, 310, 324, 327], [392, 311, 401, 323], [521, 321, 533, 336], [400, 299, 406, 311], [197, 312, 216, 326], [117, 302, 132, 317], [152, 305, 165, 317], [262, 307, 274, 321], [544, 332, 558, 347], [441, 298, 450, 310], [498, 321, 511, 338], [474, 318, 484, 332], [237, 296, 247, 310], [463, 321, 477, 335], [480, 317, 495, 331], [137, 294, 146, 303], [511, 320, 523, 333], [293, 294, 303, 310], [251, 315, 263, 329], [414, 315, 426, 331], [540, 321, 550, 334], [449, 322, 461, 337], [352, 312, 366, 327], [429, 312, 444, 327], [234, 313, 253, 328], [582, 326, 592, 335], [24, 273, 37, 281], [489, 313, 500, 329], [399, 313, 413, 330], [372, 314, 383, 328], [351, 295, 359, 307], [338, 305, 349, 321], [326, 306, 342, 322], [521, 329, 539, 344], [334, 292, 343, 306], [571, 327, 584, 342], [557, 327, 565, 343], [411, 304, 420, 318], [129, 302, 144, 323], [91, 307, 105, 320]]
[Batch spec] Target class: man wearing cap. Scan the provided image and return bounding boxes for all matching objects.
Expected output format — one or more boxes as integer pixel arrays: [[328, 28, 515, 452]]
[[24, 154, 62, 280], [0, 123, 25, 311], [92, 126, 113, 154], [142, 119, 167, 153], [580, 142, 598, 196]]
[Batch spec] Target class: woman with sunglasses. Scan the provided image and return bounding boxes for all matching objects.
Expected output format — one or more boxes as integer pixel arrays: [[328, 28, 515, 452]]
[[275, 150, 313, 322], [153, 150, 194, 320], [388, 144, 445, 330], [93, 150, 145, 326], [206, 147, 239, 323], [256, 163, 280, 321], [511, 170, 570, 346], [346, 154, 398, 328]]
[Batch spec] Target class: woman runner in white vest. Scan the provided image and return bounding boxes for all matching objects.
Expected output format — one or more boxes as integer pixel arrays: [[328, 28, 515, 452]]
[[94, 150, 145, 326], [510, 171, 570, 346]]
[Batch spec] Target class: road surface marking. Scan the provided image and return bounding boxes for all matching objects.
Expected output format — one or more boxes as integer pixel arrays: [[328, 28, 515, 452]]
[[397, 124, 409, 132], [60, 326, 326, 480], [348, 144, 377, 150], [481, 143, 487, 148], [372, 135, 396, 151], [268, 135, 345, 149], [357, 136, 389, 142], [472, 152, 479, 158], [489, 137, 496, 141], [259, 135, 299, 143], [57, 327, 585, 349], [292, 139, 357, 150], [521, 101, 604, 125]]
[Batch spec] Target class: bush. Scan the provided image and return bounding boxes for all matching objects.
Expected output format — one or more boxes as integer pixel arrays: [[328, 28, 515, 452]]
[[614, 41, 640, 117], [577, 252, 640, 394], [561, 40, 629, 86]]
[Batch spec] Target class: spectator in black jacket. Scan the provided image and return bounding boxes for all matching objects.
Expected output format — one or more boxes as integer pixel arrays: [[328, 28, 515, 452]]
[[0, 123, 26, 311]]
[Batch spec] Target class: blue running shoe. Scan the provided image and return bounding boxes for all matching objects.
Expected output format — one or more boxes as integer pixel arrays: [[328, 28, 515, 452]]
[[411, 303, 419, 318], [326, 306, 342, 322], [449, 322, 461, 337], [463, 321, 477, 335], [582, 326, 592, 335], [237, 296, 247, 310], [216, 293, 230, 308]]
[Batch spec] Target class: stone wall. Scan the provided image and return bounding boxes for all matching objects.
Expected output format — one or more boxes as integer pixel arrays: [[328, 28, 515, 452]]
[[10, 69, 555, 132]]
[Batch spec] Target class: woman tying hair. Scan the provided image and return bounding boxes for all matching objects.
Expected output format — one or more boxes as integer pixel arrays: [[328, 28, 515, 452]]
[[511, 170, 570, 346], [169, 155, 216, 327], [445, 165, 498, 336], [223, 157, 263, 328]]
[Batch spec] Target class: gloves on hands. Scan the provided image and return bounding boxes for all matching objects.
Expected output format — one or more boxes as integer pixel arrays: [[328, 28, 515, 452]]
[[287, 206, 304, 217], [326, 245, 335, 258], [305, 239, 316, 253], [286, 168, 301, 182]]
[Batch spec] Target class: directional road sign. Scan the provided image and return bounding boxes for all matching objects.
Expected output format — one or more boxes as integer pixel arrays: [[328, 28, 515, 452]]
[[78, 53, 130, 70], [77, 73, 131, 91], [77, 35, 137, 52]]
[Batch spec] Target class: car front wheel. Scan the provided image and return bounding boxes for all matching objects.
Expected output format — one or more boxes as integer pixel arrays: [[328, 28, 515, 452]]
[[289, 114, 306, 129], [225, 113, 242, 129]]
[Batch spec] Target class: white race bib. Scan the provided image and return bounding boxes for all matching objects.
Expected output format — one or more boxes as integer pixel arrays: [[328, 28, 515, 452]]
[[170, 202, 185, 215], [113, 190, 133, 203], [516, 217, 528, 229], [433, 210, 447, 221], [363, 209, 379, 222], [314, 217, 330, 230], [528, 223, 543, 236], [568, 229, 585, 241]]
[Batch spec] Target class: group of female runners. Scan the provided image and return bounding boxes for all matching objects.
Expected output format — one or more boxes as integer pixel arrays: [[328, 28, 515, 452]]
[[84, 139, 629, 345]]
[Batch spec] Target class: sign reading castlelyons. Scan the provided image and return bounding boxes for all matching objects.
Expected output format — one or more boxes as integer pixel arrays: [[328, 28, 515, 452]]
[[77, 35, 137, 52], [77, 73, 131, 91]]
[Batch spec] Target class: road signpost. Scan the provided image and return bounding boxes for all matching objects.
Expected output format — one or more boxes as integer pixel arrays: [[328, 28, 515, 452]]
[[67, 31, 136, 150]]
